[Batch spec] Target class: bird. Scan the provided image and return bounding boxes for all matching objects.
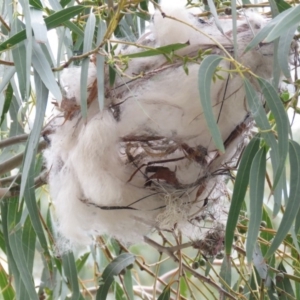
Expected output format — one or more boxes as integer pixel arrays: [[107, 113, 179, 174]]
[[44, 1, 275, 249]]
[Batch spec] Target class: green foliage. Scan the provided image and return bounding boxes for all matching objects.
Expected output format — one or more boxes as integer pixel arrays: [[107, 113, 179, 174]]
[[1, 0, 300, 299]]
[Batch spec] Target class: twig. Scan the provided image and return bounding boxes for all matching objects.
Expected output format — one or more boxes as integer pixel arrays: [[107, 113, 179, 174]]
[[0, 59, 14, 66], [0, 141, 47, 176], [117, 241, 185, 299], [0, 15, 10, 31], [0, 134, 29, 149], [144, 236, 237, 300]]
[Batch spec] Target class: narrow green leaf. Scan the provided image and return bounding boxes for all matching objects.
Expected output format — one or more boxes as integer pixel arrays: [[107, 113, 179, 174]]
[[8, 224, 38, 299], [260, 207, 275, 258], [258, 78, 289, 189], [207, 0, 224, 35], [244, 78, 283, 214], [244, 8, 293, 52], [198, 55, 225, 153], [230, 0, 238, 59], [0, 263, 15, 300], [265, 140, 300, 259], [114, 282, 126, 300], [60, 0, 72, 7], [123, 269, 134, 300], [123, 43, 189, 59], [0, 6, 84, 52], [109, 64, 117, 86], [253, 244, 268, 281], [220, 256, 231, 288], [0, 67, 15, 94], [244, 271, 259, 300], [32, 42, 62, 102], [80, 57, 90, 120], [83, 11, 95, 53], [0, 83, 13, 126], [30, 8, 48, 44], [157, 285, 171, 300], [96, 253, 135, 300], [272, 39, 281, 88], [225, 136, 260, 254], [246, 147, 266, 263], [29, 0, 43, 9], [244, 78, 277, 149], [20, 70, 48, 200], [277, 262, 295, 298], [64, 20, 84, 40], [45, 6, 84, 30], [75, 253, 90, 274], [267, 281, 279, 300], [12, 42, 27, 99], [22, 75, 50, 260], [62, 252, 82, 300], [22, 217, 36, 274], [11, 19, 27, 99], [278, 24, 298, 80], [80, 11, 95, 120], [0, 201, 24, 299], [265, 6, 300, 42], [269, 0, 280, 17], [96, 20, 106, 111], [19, 0, 32, 100], [275, 0, 291, 12]]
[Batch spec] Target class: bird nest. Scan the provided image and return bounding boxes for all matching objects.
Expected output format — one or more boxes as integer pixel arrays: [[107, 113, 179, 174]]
[[44, 4, 274, 250]]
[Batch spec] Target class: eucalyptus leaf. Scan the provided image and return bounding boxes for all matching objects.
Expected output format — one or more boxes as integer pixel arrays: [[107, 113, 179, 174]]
[[123, 43, 189, 58], [220, 256, 231, 288], [0, 6, 84, 52], [30, 8, 48, 44], [245, 8, 293, 52], [225, 136, 260, 255], [8, 205, 38, 300], [265, 140, 300, 259], [278, 24, 298, 80], [0, 83, 13, 126], [96, 20, 106, 111], [265, 6, 300, 42], [0, 67, 15, 94], [62, 252, 82, 300], [198, 55, 225, 153], [19, 0, 32, 100], [246, 147, 266, 263], [32, 42, 62, 102], [19, 70, 48, 200], [157, 285, 171, 300], [96, 253, 135, 300], [123, 269, 134, 300], [258, 78, 289, 189], [11, 42, 27, 99]]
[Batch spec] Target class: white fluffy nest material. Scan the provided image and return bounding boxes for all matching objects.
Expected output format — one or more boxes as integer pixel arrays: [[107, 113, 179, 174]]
[[44, 3, 274, 248]]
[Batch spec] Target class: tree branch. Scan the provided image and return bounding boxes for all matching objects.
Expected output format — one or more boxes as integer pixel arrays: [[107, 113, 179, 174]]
[[144, 236, 237, 300], [0, 141, 47, 176], [0, 134, 29, 149]]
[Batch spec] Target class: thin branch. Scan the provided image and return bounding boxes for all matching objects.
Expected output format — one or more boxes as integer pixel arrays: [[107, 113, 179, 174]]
[[117, 241, 185, 299], [0, 59, 14, 66], [0, 15, 10, 31], [144, 236, 237, 300], [0, 134, 29, 149], [0, 141, 47, 176]]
